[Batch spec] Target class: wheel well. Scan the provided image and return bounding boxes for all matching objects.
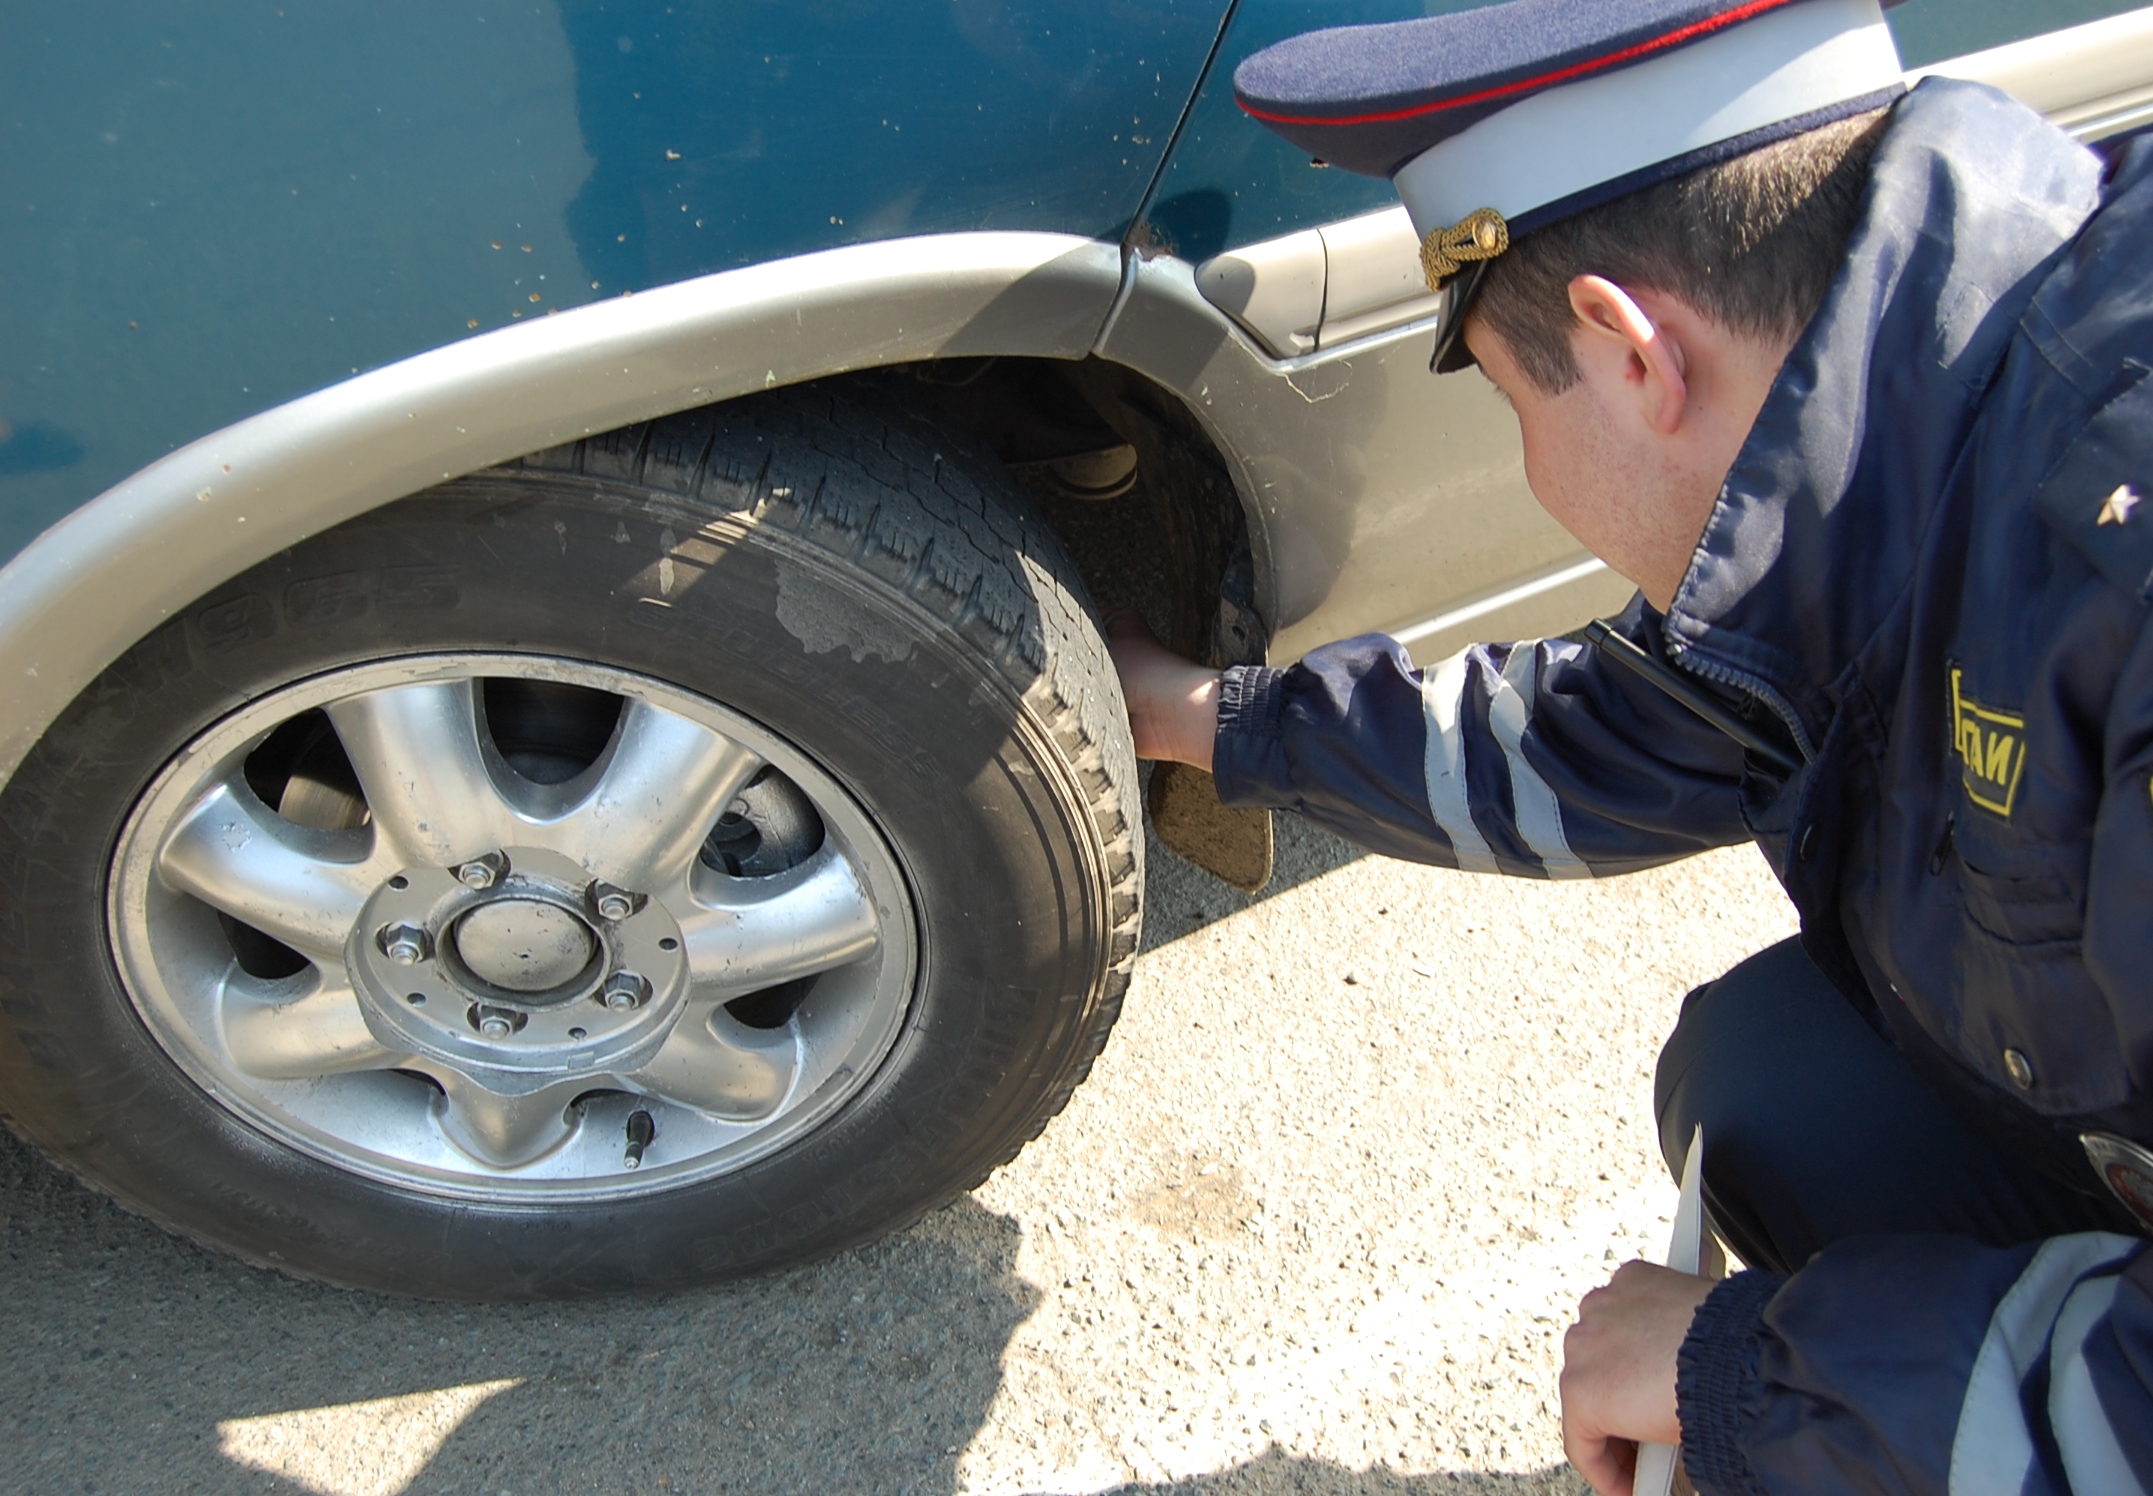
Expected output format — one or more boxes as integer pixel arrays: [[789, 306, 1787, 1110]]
[[507, 356, 1264, 669], [863, 357, 1267, 669]]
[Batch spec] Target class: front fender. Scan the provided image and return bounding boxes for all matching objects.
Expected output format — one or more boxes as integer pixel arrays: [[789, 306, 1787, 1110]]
[[0, 231, 1122, 792]]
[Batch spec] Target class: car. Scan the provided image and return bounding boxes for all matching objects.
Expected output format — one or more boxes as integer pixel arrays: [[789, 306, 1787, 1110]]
[[1, 0, 2146, 1299]]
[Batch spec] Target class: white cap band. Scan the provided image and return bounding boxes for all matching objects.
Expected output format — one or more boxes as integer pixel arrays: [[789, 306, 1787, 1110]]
[[1393, 0, 1902, 240]]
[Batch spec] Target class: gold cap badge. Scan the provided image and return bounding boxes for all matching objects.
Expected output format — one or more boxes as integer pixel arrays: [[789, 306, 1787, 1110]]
[[2097, 484, 2140, 526], [1419, 207, 1510, 292]]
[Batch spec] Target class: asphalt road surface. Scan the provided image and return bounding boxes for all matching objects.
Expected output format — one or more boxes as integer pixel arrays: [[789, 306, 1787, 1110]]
[[0, 812, 1798, 1496]]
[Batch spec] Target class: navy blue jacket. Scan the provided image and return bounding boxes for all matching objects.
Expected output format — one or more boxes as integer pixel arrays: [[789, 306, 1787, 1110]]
[[1213, 80, 2153, 1494]]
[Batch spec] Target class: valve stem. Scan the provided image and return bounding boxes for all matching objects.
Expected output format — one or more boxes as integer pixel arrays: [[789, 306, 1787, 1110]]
[[623, 1109, 656, 1169]]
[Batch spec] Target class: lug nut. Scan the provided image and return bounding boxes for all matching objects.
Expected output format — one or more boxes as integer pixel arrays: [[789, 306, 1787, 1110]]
[[590, 882, 637, 921], [455, 852, 507, 890], [380, 923, 429, 966], [470, 1004, 523, 1039], [602, 971, 649, 1011]]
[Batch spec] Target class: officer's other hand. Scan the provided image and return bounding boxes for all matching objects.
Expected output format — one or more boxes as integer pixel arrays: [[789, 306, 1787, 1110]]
[[1560, 1260, 1714, 1496], [1103, 610, 1221, 771]]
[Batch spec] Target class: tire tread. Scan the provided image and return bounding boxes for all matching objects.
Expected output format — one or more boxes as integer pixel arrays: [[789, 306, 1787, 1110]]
[[548, 383, 1142, 1194]]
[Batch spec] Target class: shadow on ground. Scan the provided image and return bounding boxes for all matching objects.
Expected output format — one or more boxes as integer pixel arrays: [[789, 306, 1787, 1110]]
[[0, 1114, 1017, 1494], [1137, 801, 1364, 956], [0, 1093, 1573, 1496]]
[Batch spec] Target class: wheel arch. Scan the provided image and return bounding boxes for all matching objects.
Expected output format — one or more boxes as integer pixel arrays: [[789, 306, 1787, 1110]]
[[0, 231, 1154, 797]]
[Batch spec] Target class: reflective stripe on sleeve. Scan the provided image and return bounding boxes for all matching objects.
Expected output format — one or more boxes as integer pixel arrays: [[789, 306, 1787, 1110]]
[[2048, 1274, 2144, 1496], [1948, 1233, 2143, 1496], [1491, 644, 1592, 879], [1420, 649, 1500, 874]]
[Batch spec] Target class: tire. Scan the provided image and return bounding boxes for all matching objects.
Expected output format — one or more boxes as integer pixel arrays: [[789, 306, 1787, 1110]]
[[0, 382, 1142, 1298]]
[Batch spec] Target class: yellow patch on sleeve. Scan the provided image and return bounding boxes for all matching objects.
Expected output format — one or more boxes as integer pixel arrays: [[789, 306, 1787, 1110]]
[[1949, 666, 2027, 818]]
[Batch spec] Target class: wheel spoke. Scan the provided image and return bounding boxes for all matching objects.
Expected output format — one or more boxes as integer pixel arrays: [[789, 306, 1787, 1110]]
[[221, 973, 401, 1080], [538, 699, 762, 889], [324, 680, 516, 869], [157, 781, 377, 961], [678, 846, 881, 997], [429, 1071, 581, 1168], [628, 1008, 797, 1120]]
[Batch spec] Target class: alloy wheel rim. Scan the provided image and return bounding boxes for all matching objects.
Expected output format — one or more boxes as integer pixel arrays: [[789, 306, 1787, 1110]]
[[108, 653, 918, 1203]]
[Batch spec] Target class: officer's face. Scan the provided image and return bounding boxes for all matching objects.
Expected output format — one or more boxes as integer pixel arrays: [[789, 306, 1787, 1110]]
[[1465, 315, 1696, 610], [1463, 286, 1782, 613]]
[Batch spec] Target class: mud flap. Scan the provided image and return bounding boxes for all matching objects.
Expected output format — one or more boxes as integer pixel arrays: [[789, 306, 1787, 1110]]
[[1147, 761, 1272, 893]]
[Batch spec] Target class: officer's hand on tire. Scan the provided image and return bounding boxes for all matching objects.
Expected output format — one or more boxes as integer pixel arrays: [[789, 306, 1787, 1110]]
[[1560, 1261, 1715, 1495], [1103, 610, 1221, 770]]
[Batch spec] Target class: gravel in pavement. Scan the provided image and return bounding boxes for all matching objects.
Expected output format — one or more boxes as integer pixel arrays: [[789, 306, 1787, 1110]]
[[0, 815, 1796, 1495]]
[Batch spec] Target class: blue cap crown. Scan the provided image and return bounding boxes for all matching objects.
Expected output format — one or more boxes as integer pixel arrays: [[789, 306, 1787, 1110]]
[[1234, 0, 1904, 305]]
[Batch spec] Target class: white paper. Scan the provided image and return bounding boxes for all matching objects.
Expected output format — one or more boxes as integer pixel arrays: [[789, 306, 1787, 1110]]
[[1632, 1124, 1705, 1496]]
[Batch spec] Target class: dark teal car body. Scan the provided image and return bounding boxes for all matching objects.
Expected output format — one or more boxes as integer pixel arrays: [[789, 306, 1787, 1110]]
[[2, 0, 2097, 561]]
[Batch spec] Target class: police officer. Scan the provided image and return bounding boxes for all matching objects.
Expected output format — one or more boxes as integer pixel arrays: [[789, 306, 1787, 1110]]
[[1109, 0, 2153, 1490]]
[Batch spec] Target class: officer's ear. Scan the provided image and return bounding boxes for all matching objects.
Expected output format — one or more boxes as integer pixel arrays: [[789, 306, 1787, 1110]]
[[1567, 274, 1688, 437]]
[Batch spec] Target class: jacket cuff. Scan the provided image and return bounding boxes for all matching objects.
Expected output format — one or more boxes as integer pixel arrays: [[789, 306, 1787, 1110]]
[[1677, 1269, 1786, 1496], [1211, 665, 1290, 809]]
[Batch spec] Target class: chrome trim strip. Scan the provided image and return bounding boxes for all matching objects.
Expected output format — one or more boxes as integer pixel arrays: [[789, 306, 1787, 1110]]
[[1389, 558, 1613, 647], [2062, 94, 2153, 141], [0, 232, 1121, 792]]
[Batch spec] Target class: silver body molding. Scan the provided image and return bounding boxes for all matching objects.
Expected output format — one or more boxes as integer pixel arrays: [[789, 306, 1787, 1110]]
[[0, 232, 1121, 794]]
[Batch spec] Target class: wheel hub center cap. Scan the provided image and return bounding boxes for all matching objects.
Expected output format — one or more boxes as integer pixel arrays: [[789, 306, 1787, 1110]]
[[345, 845, 689, 1076], [454, 900, 595, 993]]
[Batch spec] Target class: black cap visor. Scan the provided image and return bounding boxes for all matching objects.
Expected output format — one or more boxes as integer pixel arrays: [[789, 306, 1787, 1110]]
[[1429, 259, 1491, 374]]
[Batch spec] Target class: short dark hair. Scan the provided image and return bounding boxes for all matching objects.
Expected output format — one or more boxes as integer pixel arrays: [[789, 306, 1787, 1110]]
[[1472, 107, 1891, 393]]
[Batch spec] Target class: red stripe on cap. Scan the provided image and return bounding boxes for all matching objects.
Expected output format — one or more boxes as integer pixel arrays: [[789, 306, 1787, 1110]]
[[1241, 0, 1803, 129]]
